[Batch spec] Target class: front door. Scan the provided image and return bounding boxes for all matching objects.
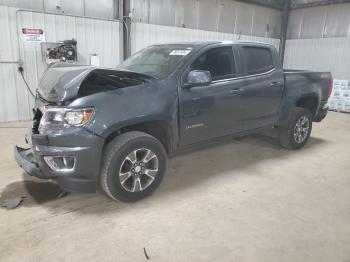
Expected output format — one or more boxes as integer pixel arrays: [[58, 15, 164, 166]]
[[179, 46, 246, 146]]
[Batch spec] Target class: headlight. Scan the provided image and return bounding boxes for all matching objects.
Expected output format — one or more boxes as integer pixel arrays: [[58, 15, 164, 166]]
[[39, 107, 94, 134], [65, 110, 94, 126]]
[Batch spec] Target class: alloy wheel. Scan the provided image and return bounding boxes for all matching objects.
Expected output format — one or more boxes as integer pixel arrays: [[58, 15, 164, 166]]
[[118, 148, 159, 192], [293, 115, 310, 143]]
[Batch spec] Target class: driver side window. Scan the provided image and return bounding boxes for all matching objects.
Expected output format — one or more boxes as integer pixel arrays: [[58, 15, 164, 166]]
[[191, 46, 236, 81]]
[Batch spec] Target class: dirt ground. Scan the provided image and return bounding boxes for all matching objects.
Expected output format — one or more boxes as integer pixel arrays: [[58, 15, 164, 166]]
[[0, 111, 349, 262]]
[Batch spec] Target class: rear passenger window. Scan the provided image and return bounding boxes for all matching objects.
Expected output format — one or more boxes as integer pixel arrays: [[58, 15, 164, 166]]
[[191, 47, 236, 81], [242, 46, 274, 75]]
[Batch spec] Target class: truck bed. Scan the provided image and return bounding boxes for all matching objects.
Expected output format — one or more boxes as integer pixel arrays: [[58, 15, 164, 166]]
[[283, 69, 332, 102]]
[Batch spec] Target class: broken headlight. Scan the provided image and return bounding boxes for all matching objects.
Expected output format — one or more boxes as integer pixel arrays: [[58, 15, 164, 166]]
[[38, 107, 94, 134]]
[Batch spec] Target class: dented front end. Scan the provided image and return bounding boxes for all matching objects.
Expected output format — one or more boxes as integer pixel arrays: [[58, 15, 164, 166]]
[[15, 119, 105, 193], [37, 63, 153, 104], [15, 62, 172, 193], [15, 64, 153, 193]]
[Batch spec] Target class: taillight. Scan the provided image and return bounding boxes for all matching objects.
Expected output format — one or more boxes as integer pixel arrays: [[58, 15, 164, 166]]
[[327, 78, 333, 97]]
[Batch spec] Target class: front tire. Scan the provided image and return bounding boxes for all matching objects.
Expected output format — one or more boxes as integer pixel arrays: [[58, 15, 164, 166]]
[[279, 107, 313, 150], [100, 131, 167, 202]]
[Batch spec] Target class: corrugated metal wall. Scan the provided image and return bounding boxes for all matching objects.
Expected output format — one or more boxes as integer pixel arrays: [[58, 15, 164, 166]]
[[0, 0, 117, 20], [287, 3, 350, 39], [131, 22, 280, 54], [284, 37, 350, 79], [284, 3, 350, 81], [130, 0, 282, 38], [0, 6, 120, 122]]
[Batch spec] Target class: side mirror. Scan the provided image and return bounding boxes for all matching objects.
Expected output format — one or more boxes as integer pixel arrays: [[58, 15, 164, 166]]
[[185, 70, 212, 87]]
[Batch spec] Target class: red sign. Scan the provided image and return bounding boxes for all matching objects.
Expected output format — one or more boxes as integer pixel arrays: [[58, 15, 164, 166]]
[[22, 28, 43, 35]]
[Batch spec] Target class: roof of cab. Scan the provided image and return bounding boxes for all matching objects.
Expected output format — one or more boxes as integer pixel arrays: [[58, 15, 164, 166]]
[[151, 40, 275, 48]]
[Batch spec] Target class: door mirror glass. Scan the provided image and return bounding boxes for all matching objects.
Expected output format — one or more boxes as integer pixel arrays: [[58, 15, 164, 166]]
[[186, 70, 212, 87]]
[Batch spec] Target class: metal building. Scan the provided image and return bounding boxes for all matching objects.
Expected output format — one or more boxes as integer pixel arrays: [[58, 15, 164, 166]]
[[1, 0, 350, 120]]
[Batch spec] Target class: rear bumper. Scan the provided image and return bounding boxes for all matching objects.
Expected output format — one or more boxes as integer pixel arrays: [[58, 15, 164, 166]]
[[314, 104, 329, 122], [14, 128, 104, 193]]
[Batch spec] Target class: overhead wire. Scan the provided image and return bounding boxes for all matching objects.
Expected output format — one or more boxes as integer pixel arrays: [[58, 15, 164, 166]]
[[18, 68, 35, 98]]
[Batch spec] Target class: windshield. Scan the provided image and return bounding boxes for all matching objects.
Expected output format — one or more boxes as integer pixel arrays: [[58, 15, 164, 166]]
[[117, 45, 194, 78]]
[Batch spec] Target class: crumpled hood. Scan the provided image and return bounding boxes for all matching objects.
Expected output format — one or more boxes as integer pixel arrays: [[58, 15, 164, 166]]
[[38, 63, 154, 103], [38, 63, 96, 103]]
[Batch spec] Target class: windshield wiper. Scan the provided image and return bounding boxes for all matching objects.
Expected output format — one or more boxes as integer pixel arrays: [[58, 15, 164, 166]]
[[115, 69, 156, 80]]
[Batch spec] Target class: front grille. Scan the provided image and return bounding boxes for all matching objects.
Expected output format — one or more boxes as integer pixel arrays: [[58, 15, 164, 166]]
[[32, 108, 42, 134]]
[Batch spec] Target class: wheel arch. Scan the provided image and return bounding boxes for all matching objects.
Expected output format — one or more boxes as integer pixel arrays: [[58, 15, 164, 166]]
[[102, 119, 173, 155], [295, 94, 320, 117]]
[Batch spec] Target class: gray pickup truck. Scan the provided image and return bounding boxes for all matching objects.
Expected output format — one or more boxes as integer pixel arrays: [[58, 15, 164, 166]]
[[15, 41, 332, 202]]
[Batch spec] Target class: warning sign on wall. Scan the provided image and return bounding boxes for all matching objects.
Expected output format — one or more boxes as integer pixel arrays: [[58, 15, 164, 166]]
[[22, 28, 45, 42]]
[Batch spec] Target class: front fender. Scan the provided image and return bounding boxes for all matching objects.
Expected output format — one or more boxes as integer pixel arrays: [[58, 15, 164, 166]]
[[98, 114, 172, 139], [68, 79, 179, 140]]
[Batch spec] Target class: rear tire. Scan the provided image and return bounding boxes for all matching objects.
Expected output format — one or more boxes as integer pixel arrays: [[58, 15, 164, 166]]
[[279, 107, 313, 150], [100, 131, 167, 202]]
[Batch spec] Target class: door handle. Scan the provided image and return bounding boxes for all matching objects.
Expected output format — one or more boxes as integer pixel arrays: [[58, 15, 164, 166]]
[[229, 88, 242, 96], [270, 81, 282, 87]]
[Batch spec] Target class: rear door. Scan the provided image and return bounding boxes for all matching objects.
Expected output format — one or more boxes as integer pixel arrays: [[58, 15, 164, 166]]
[[179, 45, 246, 146], [237, 45, 284, 129]]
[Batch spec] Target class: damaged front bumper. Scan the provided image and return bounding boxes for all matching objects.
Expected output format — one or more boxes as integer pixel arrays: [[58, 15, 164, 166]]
[[15, 146, 45, 179], [14, 128, 105, 193]]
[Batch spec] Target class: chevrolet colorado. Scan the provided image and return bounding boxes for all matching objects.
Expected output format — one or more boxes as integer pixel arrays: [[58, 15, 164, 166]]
[[15, 41, 332, 202]]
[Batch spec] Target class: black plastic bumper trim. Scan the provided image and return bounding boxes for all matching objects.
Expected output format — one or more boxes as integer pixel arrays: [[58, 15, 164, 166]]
[[56, 177, 97, 193], [314, 106, 329, 122], [14, 146, 46, 178]]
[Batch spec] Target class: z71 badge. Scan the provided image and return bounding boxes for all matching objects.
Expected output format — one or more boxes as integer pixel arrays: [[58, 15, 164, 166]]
[[185, 123, 204, 130]]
